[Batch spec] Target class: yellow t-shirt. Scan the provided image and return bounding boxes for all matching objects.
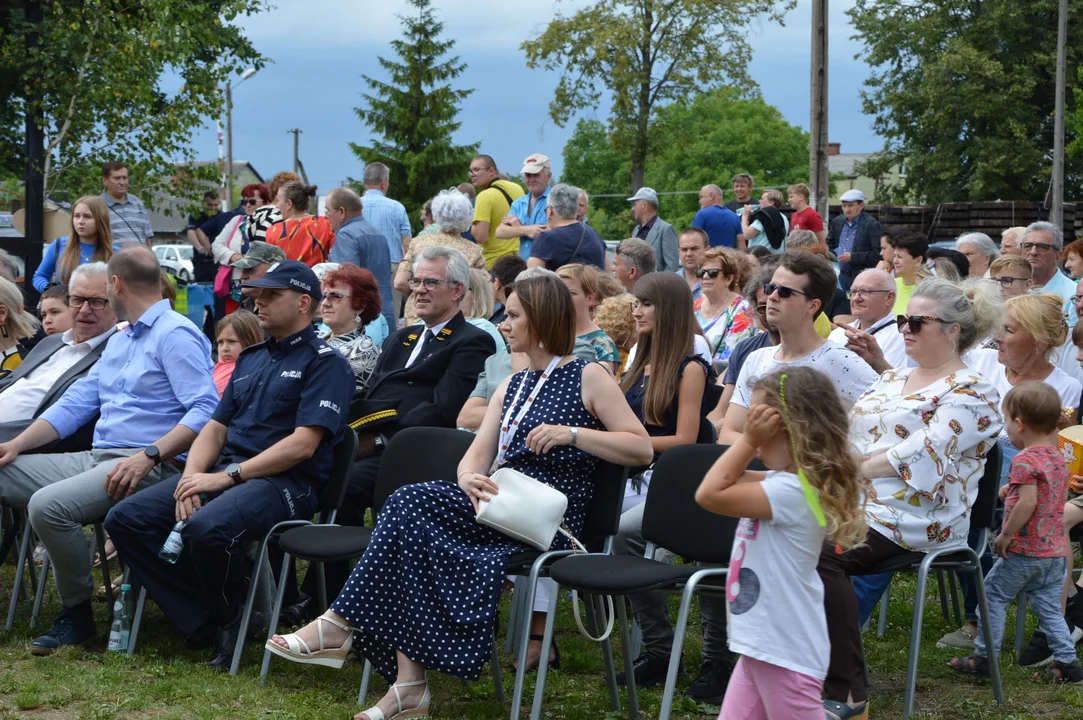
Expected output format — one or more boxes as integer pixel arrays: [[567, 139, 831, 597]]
[[0, 346, 22, 380], [473, 179, 525, 269], [893, 277, 917, 317], [814, 312, 832, 339]]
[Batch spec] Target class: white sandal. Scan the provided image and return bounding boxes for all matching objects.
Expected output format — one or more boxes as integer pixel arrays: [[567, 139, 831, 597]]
[[355, 677, 430, 720], [264, 614, 357, 669]]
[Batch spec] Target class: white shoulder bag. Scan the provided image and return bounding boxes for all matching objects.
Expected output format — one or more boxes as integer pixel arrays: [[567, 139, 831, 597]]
[[473, 356, 614, 642]]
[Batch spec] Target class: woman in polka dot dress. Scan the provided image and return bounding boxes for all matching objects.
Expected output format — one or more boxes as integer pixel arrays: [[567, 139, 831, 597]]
[[268, 274, 653, 720]]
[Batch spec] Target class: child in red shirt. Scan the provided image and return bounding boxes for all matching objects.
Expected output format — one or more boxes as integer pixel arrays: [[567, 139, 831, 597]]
[[949, 382, 1083, 684]]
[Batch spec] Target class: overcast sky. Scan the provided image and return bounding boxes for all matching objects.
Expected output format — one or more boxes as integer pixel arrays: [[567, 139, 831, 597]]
[[187, 0, 879, 195]]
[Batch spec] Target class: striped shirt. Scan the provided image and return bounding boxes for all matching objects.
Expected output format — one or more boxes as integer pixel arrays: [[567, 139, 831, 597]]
[[362, 189, 412, 264], [101, 193, 153, 248]]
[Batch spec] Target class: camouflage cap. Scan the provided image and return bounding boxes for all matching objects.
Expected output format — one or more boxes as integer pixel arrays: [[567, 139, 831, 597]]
[[231, 241, 286, 269]]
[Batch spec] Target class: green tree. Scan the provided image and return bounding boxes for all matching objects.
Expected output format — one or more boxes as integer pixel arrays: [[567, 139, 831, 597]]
[[558, 119, 631, 240], [850, 0, 1083, 202], [0, 0, 268, 211], [350, 0, 478, 233], [646, 88, 809, 229], [523, 0, 793, 192]]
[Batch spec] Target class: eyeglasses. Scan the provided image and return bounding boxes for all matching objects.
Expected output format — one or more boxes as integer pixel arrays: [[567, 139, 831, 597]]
[[68, 295, 109, 310], [695, 268, 725, 279], [763, 283, 811, 300], [755, 304, 768, 314], [322, 291, 351, 302], [1072, 295, 1083, 304], [896, 314, 945, 333], [241, 198, 261, 206], [994, 276, 1029, 288], [1021, 241, 1057, 253], [847, 289, 891, 300], [408, 277, 455, 290], [468, 166, 492, 176]]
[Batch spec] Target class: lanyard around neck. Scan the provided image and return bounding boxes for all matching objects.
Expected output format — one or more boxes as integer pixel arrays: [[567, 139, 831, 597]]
[[496, 355, 563, 465]]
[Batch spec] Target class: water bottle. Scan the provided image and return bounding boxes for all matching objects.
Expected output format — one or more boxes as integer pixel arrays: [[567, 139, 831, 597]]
[[159, 494, 207, 564], [107, 583, 132, 652], [158, 519, 188, 564]]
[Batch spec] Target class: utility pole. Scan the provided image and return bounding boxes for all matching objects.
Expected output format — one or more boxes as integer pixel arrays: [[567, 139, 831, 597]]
[[23, 0, 45, 306], [809, 0, 829, 220], [1053, 0, 1068, 229], [225, 83, 234, 208], [288, 129, 302, 175]]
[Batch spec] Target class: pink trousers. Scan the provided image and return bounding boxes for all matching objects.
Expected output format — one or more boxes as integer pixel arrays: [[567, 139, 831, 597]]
[[718, 656, 824, 720]]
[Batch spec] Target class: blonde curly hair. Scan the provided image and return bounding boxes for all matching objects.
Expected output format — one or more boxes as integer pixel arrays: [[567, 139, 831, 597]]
[[752, 366, 868, 550], [594, 294, 637, 351]]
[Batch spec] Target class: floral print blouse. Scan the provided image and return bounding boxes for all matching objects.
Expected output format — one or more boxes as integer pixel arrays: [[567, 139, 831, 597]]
[[694, 294, 758, 364], [850, 367, 1003, 552]]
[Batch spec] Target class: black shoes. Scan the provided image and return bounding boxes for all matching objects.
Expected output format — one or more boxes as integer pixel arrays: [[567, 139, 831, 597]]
[[30, 600, 96, 656], [684, 660, 732, 704], [616, 652, 686, 688], [207, 612, 244, 672]]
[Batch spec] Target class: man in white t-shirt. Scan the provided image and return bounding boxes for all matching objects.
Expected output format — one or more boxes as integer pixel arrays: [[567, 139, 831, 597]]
[[828, 269, 906, 368], [719, 251, 879, 445]]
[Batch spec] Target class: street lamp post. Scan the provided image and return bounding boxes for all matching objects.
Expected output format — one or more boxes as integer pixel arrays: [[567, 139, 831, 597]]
[[225, 67, 257, 208]]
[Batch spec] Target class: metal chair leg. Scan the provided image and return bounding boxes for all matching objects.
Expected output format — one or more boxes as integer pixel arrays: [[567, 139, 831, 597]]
[[660, 583, 702, 720], [30, 552, 51, 629], [936, 570, 950, 621], [259, 551, 293, 685], [972, 564, 1005, 706], [6, 519, 33, 631], [901, 564, 933, 720], [948, 571, 963, 625], [128, 586, 147, 656], [358, 659, 373, 705], [598, 594, 621, 712], [877, 580, 891, 638], [529, 588, 560, 720], [1014, 592, 1028, 657], [504, 576, 525, 655], [231, 535, 271, 676], [509, 568, 541, 720], [617, 596, 640, 720], [95, 524, 115, 620]]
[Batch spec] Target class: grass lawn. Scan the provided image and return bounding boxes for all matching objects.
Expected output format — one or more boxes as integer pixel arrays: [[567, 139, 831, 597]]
[[2, 567, 1083, 719]]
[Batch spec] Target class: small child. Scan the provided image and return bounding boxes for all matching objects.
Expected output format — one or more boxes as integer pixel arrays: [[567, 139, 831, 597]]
[[212, 311, 262, 397], [38, 283, 72, 336], [696, 366, 867, 719], [948, 381, 1083, 684]]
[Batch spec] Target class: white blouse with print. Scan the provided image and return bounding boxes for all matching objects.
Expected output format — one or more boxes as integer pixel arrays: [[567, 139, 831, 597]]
[[850, 367, 1003, 552]]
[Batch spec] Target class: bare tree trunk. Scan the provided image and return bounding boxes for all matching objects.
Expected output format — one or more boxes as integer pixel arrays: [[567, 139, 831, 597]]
[[631, 0, 654, 193], [43, 21, 100, 193]]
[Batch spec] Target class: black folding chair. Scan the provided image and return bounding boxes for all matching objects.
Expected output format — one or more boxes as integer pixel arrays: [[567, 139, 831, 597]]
[[544, 445, 747, 720], [503, 460, 628, 720], [259, 427, 477, 699], [856, 444, 1004, 719]]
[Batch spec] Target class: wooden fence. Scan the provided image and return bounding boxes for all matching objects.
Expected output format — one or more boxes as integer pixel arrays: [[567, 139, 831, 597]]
[[832, 201, 1079, 244]]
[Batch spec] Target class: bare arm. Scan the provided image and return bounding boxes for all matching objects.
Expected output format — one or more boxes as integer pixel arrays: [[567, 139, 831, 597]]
[[472, 220, 491, 245], [707, 383, 735, 423], [179, 419, 229, 475], [717, 402, 747, 446], [394, 269, 413, 296], [400, 234, 411, 255], [456, 396, 489, 432], [695, 436, 771, 518], [650, 362, 707, 454], [104, 423, 200, 499], [815, 229, 827, 244], [0, 419, 62, 465]]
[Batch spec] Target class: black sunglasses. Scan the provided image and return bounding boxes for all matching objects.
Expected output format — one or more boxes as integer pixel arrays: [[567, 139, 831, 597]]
[[763, 283, 811, 300], [695, 268, 724, 279], [240, 198, 261, 206], [896, 314, 945, 333]]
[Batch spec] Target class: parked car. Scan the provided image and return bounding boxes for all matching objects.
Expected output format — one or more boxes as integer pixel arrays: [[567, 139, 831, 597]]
[[153, 244, 195, 282]]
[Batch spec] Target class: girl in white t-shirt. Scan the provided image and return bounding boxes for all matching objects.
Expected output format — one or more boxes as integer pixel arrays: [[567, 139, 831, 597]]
[[696, 366, 868, 720]]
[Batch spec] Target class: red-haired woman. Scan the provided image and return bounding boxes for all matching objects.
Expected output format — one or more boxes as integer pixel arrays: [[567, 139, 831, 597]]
[[319, 262, 383, 392], [212, 183, 272, 313]]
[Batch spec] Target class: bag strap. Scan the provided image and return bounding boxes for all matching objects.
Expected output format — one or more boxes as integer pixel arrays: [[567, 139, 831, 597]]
[[558, 525, 615, 642], [488, 182, 515, 206], [566, 223, 588, 265]]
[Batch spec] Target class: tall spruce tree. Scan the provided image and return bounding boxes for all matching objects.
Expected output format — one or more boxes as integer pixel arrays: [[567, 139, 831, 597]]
[[350, 0, 477, 232]]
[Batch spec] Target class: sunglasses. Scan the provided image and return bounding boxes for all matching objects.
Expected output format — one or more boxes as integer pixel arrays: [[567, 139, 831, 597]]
[[241, 198, 261, 206], [896, 314, 945, 333], [763, 283, 811, 300], [695, 268, 724, 279]]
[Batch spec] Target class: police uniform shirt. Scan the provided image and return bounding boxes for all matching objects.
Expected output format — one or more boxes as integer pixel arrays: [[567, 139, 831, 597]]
[[213, 324, 354, 491]]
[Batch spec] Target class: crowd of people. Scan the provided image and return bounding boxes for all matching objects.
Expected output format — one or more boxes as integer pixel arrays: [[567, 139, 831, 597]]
[[4, 158, 1083, 720]]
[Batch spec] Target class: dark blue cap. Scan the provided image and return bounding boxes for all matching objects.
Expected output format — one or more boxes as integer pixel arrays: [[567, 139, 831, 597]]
[[240, 260, 323, 300]]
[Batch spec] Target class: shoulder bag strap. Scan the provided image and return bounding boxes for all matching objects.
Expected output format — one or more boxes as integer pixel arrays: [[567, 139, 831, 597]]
[[488, 182, 514, 206]]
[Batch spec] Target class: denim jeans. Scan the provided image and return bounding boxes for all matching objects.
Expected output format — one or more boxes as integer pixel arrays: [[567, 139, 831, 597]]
[[975, 553, 1075, 663]]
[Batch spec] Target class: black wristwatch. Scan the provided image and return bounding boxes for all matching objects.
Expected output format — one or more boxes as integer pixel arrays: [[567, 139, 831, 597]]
[[143, 445, 161, 465], [226, 463, 243, 485]]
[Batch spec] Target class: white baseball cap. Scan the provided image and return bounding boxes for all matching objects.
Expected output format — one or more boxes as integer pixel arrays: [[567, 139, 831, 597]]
[[627, 187, 659, 204], [840, 189, 866, 202]]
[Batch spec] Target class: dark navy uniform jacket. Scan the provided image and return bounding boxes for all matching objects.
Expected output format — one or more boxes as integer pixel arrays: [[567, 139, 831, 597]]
[[212, 324, 354, 492]]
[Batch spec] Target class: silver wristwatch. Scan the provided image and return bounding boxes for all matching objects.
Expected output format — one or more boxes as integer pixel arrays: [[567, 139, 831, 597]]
[[569, 427, 579, 447]]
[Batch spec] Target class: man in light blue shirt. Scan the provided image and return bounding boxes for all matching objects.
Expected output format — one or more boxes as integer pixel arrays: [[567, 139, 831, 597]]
[[326, 187, 396, 332], [495, 153, 552, 259], [1023, 221, 1079, 328], [0, 247, 218, 656], [361, 163, 412, 324]]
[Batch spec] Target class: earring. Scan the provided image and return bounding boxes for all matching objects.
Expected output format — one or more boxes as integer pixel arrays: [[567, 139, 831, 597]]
[[0, 325, 7, 339], [538, 341, 544, 349], [355, 313, 363, 324]]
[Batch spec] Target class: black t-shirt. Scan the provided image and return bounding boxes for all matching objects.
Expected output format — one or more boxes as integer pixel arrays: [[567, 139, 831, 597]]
[[723, 331, 774, 385], [724, 198, 759, 214], [530, 222, 607, 270]]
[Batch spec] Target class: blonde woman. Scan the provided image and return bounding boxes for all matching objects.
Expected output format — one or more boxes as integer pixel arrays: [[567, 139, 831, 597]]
[[556, 263, 619, 373], [461, 267, 506, 354], [33, 196, 116, 292], [0, 277, 41, 379]]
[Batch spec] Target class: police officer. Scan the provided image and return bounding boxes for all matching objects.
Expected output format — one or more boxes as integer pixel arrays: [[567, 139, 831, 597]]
[[105, 260, 354, 670]]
